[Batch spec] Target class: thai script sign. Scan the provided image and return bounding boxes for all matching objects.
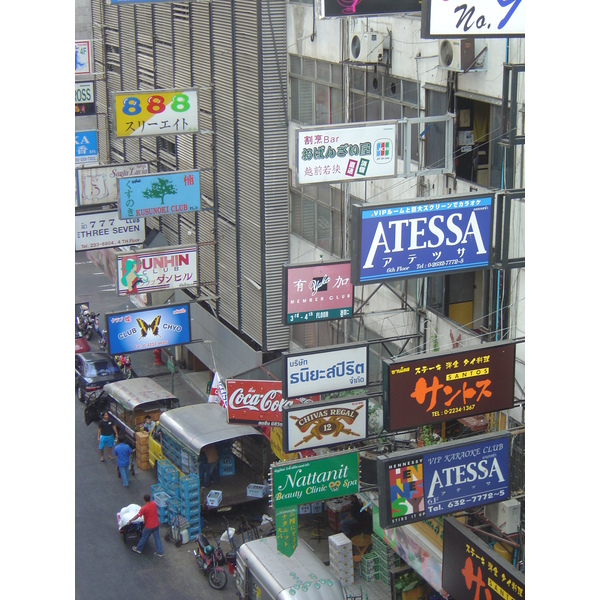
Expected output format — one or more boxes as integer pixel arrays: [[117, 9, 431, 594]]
[[106, 303, 191, 355], [383, 341, 516, 431], [377, 432, 510, 528], [271, 451, 360, 509], [297, 122, 397, 185], [351, 194, 493, 284], [117, 170, 201, 218], [282, 397, 368, 453], [115, 245, 198, 295], [283, 344, 368, 399], [319, 0, 422, 18], [113, 88, 199, 138], [75, 210, 145, 251], [75, 130, 98, 166], [443, 517, 525, 600], [422, 0, 525, 38], [283, 261, 353, 324], [76, 163, 150, 206], [226, 380, 297, 427]]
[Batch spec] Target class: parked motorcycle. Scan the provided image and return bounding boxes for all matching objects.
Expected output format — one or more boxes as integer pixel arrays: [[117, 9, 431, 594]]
[[76, 309, 96, 340], [194, 532, 228, 590], [115, 354, 132, 379]]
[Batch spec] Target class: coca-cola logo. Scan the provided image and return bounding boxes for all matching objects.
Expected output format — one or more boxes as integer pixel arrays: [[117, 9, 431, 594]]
[[228, 387, 292, 413]]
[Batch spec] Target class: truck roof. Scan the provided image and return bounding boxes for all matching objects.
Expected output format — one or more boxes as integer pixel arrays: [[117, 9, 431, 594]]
[[103, 377, 177, 409]]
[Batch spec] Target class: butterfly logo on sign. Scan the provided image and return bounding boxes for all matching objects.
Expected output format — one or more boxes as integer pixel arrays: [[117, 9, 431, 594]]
[[136, 316, 161, 339]]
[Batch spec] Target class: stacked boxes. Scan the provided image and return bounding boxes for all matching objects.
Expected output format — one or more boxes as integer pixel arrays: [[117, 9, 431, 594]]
[[180, 474, 202, 540], [135, 431, 151, 471], [359, 533, 402, 584], [155, 460, 179, 524], [328, 533, 354, 586]]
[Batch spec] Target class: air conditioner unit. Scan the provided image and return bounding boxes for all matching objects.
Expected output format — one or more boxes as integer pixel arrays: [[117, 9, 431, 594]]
[[484, 499, 521, 534], [349, 32, 385, 63], [438, 39, 475, 72]]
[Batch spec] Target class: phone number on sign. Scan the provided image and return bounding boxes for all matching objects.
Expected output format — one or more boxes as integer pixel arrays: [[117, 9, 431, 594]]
[[430, 404, 476, 418]]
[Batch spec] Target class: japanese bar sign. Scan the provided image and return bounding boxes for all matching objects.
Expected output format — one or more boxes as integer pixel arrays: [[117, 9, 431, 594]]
[[297, 122, 397, 185], [271, 450, 360, 509], [422, 0, 525, 38], [351, 194, 493, 285], [106, 303, 192, 355], [75, 210, 145, 252], [275, 506, 298, 557], [117, 170, 201, 218], [113, 88, 199, 138], [115, 245, 198, 295], [383, 341, 515, 432], [77, 163, 150, 207], [226, 380, 296, 427], [377, 432, 510, 528], [75, 130, 99, 165], [319, 0, 422, 18], [75, 40, 91, 75], [443, 517, 525, 599], [282, 397, 368, 453], [283, 261, 353, 324], [283, 343, 368, 399]]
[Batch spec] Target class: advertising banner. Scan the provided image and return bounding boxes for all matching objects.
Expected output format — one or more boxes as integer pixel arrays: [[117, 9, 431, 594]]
[[106, 303, 192, 355], [283, 261, 353, 324], [271, 450, 360, 509], [117, 170, 201, 218], [443, 517, 525, 599], [115, 245, 198, 295], [351, 194, 493, 284], [76, 163, 150, 206], [319, 0, 422, 18], [297, 122, 397, 185], [75, 210, 145, 251], [75, 40, 91, 75], [75, 130, 99, 165], [225, 380, 298, 427], [377, 432, 511, 528], [283, 343, 368, 399], [275, 506, 298, 557], [113, 88, 199, 138], [422, 0, 525, 38], [282, 397, 368, 453], [383, 341, 516, 431], [75, 82, 95, 116]]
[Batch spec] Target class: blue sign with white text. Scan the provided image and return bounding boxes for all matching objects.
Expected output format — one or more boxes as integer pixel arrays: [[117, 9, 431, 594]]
[[352, 195, 492, 284], [106, 303, 191, 355], [75, 130, 99, 165]]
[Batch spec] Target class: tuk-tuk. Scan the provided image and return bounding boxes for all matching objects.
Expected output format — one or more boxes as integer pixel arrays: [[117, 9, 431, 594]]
[[84, 377, 179, 446], [235, 537, 346, 600]]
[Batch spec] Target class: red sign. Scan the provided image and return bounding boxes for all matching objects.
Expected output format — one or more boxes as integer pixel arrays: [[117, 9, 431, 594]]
[[226, 380, 296, 426], [383, 342, 516, 431]]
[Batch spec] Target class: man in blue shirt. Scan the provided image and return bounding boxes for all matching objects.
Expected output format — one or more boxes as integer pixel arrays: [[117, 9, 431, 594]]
[[114, 432, 135, 487]]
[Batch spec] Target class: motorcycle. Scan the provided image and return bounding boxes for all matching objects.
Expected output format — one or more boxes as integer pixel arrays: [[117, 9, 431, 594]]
[[115, 354, 132, 379], [194, 532, 228, 590], [98, 329, 108, 351], [77, 309, 95, 340]]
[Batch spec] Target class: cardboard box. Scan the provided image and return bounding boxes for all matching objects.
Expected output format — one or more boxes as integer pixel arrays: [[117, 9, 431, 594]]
[[136, 431, 149, 444]]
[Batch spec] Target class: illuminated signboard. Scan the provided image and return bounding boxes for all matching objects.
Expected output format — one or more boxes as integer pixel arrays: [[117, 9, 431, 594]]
[[350, 194, 493, 284], [106, 303, 191, 355], [443, 517, 525, 599], [383, 341, 516, 432], [377, 432, 511, 528], [319, 0, 422, 18], [271, 450, 360, 509], [283, 261, 353, 324]]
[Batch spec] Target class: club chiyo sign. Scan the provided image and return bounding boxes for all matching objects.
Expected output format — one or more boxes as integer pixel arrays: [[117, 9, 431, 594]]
[[377, 432, 510, 528], [271, 450, 360, 509]]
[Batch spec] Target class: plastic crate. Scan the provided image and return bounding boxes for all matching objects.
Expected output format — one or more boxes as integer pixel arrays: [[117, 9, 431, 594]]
[[153, 492, 170, 507], [206, 490, 222, 507], [180, 474, 200, 494], [220, 464, 235, 477], [151, 483, 166, 497], [246, 484, 267, 498]]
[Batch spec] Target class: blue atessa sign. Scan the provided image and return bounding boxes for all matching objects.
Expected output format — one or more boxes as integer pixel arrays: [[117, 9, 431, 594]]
[[351, 195, 493, 284], [106, 303, 191, 355]]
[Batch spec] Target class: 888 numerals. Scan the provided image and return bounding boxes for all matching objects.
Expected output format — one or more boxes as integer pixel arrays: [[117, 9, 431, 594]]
[[121, 94, 191, 116]]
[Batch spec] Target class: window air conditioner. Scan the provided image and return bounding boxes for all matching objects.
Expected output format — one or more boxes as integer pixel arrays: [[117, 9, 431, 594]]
[[349, 32, 384, 63]]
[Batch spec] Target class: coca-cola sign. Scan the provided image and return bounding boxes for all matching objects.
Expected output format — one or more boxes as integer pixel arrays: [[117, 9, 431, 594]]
[[226, 380, 297, 426]]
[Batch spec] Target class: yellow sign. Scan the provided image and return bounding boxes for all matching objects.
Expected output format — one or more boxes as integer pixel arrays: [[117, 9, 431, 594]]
[[113, 89, 199, 138]]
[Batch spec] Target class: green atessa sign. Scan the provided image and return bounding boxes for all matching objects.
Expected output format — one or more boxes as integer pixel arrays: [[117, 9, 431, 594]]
[[272, 451, 360, 508]]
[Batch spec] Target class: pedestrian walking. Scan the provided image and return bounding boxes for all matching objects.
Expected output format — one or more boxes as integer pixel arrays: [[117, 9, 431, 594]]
[[98, 412, 118, 462], [128, 494, 164, 557], [113, 432, 135, 487]]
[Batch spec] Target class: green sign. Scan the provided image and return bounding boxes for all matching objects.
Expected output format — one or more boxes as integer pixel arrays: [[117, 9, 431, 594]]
[[167, 355, 175, 373], [275, 506, 298, 557], [271, 450, 359, 509]]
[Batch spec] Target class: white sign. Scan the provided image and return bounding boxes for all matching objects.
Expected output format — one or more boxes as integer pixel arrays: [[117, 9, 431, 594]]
[[75, 210, 145, 251], [284, 344, 368, 398], [75, 82, 95, 104], [428, 0, 525, 37], [297, 122, 397, 185], [76, 163, 150, 206], [75, 40, 92, 75]]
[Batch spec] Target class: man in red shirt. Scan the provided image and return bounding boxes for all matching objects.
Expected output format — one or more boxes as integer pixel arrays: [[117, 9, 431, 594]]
[[128, 494, 164, 557]]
